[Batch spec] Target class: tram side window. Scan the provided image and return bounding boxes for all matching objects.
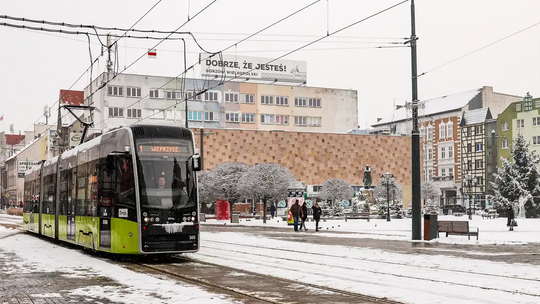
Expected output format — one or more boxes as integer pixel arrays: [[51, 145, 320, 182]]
[[59, 167, 71, 216], [116, 156, 136, 208], [76, 159, 88, 216], [42, 173, 56, 214], [85, 159, 98, 217]]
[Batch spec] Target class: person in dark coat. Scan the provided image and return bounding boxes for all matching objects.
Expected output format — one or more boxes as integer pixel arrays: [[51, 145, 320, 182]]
[[312, 202, 322, 232], [270, 203, 276, 218], [300, 203, 308, 231], [290, 200, 301, 232], [507, 205, 515, 231]]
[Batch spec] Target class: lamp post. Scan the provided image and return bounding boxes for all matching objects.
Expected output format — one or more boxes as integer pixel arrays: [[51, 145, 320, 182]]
[[381, 172, 395, 222], [466, 173, 473, 220]]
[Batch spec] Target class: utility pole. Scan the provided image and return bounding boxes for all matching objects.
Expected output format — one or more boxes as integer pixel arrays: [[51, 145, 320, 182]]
[[410, 0, 422, 240]]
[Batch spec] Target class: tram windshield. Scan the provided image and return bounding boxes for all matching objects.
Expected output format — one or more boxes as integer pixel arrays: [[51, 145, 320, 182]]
[[135, 139, 196, 210]]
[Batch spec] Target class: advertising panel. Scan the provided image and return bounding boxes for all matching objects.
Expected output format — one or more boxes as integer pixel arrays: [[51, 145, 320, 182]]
[[201, 54, 307, 84]]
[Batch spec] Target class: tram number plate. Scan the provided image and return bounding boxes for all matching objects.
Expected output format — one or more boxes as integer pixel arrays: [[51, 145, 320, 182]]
[[189, 235, 197, 240]]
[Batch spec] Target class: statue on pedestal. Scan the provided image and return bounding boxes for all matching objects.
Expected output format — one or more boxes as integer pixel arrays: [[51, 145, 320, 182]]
[[363, 165, 372, 189]]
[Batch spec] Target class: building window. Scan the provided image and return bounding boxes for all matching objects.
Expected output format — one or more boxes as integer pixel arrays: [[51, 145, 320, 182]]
[[186, 91, 202, 101], [126, 87, 142, 97], [475, 142, 483, 151], [441, 147, 446, 159], [449, 168, 454, 177], [275, 96, 289, 106], [533, 117, 540, 127], [533, 136, 540, 145], [428, 169, 433, 181], [475, 125, 482, 134], [261, 95, 274, 105], [126, 108, 142, 118], [308, 98, 322, 108], [150, 109, 165, 119], [502, 139, 509, 149], [294, 116, 307, 126], [188, 111, 202, 121], [516, 119, 524, 129], [467, 127, 472, 136], [313, 185, 323, 192], [260, 114, 274, 124], [516, 103, 522, 112], [476, 176, 483, 186], [467, 143, 472, 153], [448, 146, 454, 158], [107, 85, 123, 96], [241, 93, 254, 104], [475, 159, 483, 169], [439, 124, 445, 139], [225, 112, 240, 122], [446, 122, 453, 138], [308, 116, 322, 127], [467, 160, 472, 171], [275, 115, 289, 125], [225, 92, 239, 103], [241, 113, 255, 123], [420, 127, 425, 140], [108, 107, 124, 117], [204, 91, 219, 102], [525, 100, 533, 111], [441, 168, 446, 177], [149, 89, 160, 99], [204, 112, 219, 121], [166, 91, 182, 99], [427, 127, 433, 141], [501, 121, 508, 131], [428, 148, 433, 160], [294, 97, 307, 107], [536, 100, 540, 108]]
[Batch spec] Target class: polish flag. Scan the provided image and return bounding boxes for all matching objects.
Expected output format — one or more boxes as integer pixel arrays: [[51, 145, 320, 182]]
[[148, 49, 157, 58], [0, 115, 3, 121]]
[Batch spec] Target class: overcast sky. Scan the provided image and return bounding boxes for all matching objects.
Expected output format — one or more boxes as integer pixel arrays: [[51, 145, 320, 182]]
[[1, 0, 539, 135]]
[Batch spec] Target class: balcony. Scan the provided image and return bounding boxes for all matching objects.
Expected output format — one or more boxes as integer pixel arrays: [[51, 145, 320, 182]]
[[432, 175, 456, 189]]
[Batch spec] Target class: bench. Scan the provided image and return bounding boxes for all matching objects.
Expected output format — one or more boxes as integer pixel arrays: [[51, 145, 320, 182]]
[[482, 210, 498, 219], [345, 212, 370, 222], [437, 220, 479, 240]]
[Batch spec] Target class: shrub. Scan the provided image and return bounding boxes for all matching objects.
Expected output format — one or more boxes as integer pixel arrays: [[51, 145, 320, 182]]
[[7, 208, 23, 216]]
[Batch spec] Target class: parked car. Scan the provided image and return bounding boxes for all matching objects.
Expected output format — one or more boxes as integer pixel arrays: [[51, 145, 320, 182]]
[[442, 204, 465, 215]]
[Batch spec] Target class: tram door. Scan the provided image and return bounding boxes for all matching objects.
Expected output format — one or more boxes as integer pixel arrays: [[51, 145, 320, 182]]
[[98, 157, 114, 250]]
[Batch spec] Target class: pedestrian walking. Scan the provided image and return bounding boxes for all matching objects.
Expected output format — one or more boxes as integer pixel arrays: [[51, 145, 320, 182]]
[[300, 203, 308, 231], [312, 202, 322, 232], [507, 205, 515, 231], [290, 200, 301, 232], [270, 203, 276, 219]]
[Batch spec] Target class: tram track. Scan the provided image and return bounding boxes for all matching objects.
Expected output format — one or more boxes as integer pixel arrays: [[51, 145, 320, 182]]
[[129, 255, 405, 304], [207, 239, 540, 284], [199, 240, 540, 300]]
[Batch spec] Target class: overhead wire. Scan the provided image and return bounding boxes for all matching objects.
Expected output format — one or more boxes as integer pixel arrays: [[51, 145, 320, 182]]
[[93, 0, 323, 129], [14, 0, 164, 134], [133, 0, 409, 124], [418, 20, 540, 77]]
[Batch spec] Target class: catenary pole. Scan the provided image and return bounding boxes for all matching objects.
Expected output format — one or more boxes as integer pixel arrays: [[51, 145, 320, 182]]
[[410, 0, 422, 240]]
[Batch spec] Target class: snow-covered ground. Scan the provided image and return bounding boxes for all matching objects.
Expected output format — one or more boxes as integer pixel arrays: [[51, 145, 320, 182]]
[[3, 213, 540, 304], [205, 214, 540, 245]]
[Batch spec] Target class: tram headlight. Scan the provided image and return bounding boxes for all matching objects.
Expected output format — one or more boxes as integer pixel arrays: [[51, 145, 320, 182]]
[[192, 211, 196, 216], [144, 217, 149, 222], [191, 217, 195, 222], [155, 217, 160, 222]]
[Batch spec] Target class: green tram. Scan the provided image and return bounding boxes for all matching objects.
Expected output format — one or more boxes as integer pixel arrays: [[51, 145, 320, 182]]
[[22, 125, 201, 254]]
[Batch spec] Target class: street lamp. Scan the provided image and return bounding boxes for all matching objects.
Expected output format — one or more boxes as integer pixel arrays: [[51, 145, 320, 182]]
[[466, 173, 473, 220], [381, 172, 395, 222]]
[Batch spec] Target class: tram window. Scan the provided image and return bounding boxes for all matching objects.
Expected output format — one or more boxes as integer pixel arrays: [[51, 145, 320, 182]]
[[117, 156, 136, 208]]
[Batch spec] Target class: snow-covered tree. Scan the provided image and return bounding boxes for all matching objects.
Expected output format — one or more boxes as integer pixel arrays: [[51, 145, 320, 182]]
[[319, 178, 353, 218], [198, 170, 217, 214], [421, 181, 442, 213], [237, 163, 296, 223], [210, 162, 250, 222], [373, 179, 404, 218], [492, 134, 540, 217]]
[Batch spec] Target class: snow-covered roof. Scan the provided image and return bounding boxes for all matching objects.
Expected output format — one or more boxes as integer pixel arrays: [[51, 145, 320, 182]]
[[5, 134, 45, 162], [372, 88, 482, 127], [461, 108, 492, 126]]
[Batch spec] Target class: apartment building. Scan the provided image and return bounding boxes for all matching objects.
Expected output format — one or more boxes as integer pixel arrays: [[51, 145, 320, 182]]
[[498, 94, 540, 165], [83, 73, 358, 133], [371, 86, 521, 207]]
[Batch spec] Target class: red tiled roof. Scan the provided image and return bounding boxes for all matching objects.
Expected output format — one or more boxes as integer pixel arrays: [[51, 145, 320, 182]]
[[59, 90, 84, 106], [5, 134, 25, 146]]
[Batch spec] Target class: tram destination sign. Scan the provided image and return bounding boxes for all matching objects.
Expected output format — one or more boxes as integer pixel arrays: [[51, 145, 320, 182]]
[[201, 54, 307, 84], [138, 145, 187, 154]]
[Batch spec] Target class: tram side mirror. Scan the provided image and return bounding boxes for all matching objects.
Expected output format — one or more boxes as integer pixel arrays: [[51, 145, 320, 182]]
[[106, 155, 116, 171], [191, 155, 201, 172]]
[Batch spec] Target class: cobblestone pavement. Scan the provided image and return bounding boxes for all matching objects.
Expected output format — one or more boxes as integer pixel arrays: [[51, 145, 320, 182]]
[[201, 224, 540, 265], [0, 237, 118, 304]]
